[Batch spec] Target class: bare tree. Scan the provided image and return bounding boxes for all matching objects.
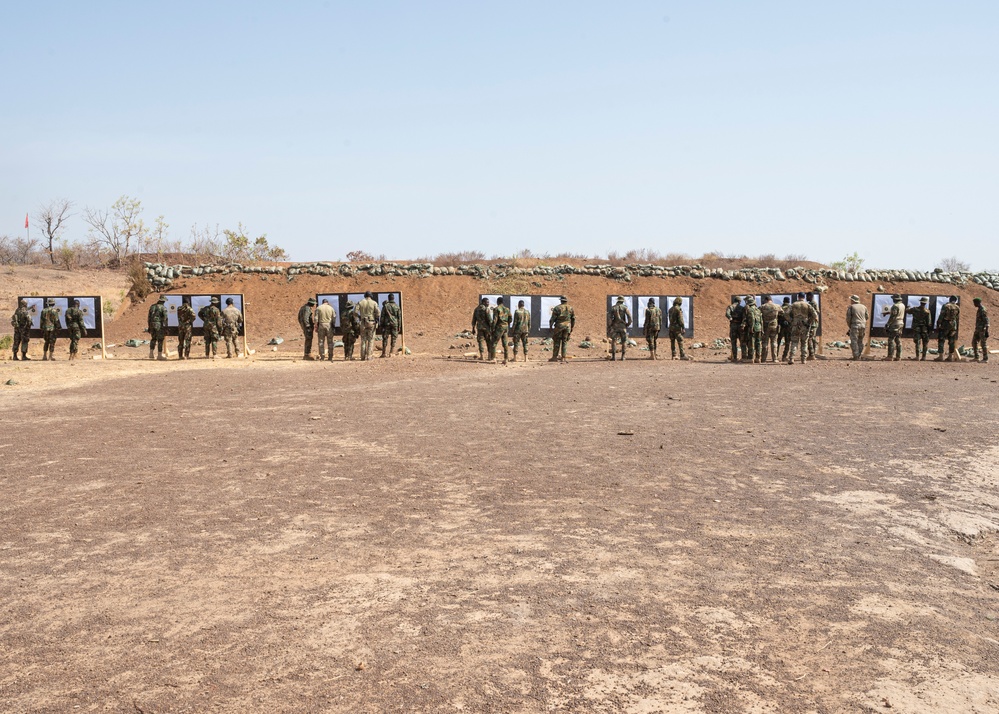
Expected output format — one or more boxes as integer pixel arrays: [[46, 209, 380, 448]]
[[936, 256, 971, 272], [187, 223, 221, 262], [83, 195, 147, 266], [34, 199, 73, 264]]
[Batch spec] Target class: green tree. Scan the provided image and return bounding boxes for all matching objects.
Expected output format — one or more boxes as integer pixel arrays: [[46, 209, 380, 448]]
[[831, 252, 864, 273], [83, 195, 147, 266]]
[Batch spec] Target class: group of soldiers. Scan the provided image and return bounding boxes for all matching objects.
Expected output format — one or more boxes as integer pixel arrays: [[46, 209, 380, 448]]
[[471, 296, 536, 363], [607, 296, 689, 361], [145, 295, 244, 360], [727, 293, 820, 364], [297, 291, 401, 361], [872, 293, 989, 362], [9, 298, 89, 361]]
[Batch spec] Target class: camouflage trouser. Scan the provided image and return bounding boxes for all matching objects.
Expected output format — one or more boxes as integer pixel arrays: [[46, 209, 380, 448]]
[[807, 325, 818, 358], [148, 327, 165, 354], [342, 333, 357, 360], [43, 329, 57, 354], [645, 330, 658, 355], [476, 330, 492, 359], [552, 325, 571, 360], [204, 331, 219, 357], [886, 328, 902, 360], [512, 332, 529, 358], [787, 326, 808, 362], [777, 326, 791, 360], [316, 324, 334, 358], [937, 328, 957, 357], [669, 330, 685, 359], [742, 327, 753, 360], [223, 330, 239, 357], [492, 329, 509, 362], [912, 327, 929, 358], [748, 331, 762, 361], [302, 327, 314, 357], [68, 327, 82, 355], [360, 320, 376, 360], [13, 327, 30, 356], [762, 326, 779, 362], [178, 325, 193, 358], [973, 330, 989, 360], [729, 324, 742, 361], [381, 327, 398, 357], [609, 327, 628, 357], [849, 325, 866, 359]]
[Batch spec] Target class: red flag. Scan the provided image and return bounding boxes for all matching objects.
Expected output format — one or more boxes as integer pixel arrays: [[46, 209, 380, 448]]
[[24, 213, 28, 229]]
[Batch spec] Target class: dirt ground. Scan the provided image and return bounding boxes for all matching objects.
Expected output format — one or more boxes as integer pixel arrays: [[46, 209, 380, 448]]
[[1, 354, 998, 713]]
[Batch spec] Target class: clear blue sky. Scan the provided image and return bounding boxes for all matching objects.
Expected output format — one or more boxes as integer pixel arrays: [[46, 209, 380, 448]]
[[3, 1, 997, 269]]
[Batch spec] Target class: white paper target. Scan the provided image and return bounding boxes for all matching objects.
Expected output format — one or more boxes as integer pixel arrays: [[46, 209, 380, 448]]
[[221, 294, 243, 314], [76, 297, 98, 330], [50, 298, 69, 328], [191, 296, 211, 328], [872, 295, 893, 329], [935, 296, 955, 324], [316, 294, 340, 326], [163, 295, 184, 327], [540, 297, 562, 330], [510, 295, 530, 311], [26, 297, 44, 329], [905, 295, 926, 329]]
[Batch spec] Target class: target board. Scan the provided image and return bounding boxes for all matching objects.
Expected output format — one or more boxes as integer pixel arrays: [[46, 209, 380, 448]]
[[605, 295, 695, 339], [17, 295, 103, 339], [315, 292, 403, 335], [160, 293, 245, 337], [478, 295, 572, 338], [869, 293, 957, 338], [733, 293, 823, 336]]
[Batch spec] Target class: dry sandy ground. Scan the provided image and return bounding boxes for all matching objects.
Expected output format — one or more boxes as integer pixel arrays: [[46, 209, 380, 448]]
[[1, 355, 998, 713]]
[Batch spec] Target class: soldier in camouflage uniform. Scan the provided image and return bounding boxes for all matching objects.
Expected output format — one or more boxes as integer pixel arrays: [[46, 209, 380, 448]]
[[883, 293, 905, 361], [845, 295, 869, 360], [40, 298, 61, 361], [972, 297, 989, 362], [65, 299, 87, 360], [549, 295, 575, 362], [668, 297, 688, 361], [787, 293, 818, 365], [341, 300, 361, 360], [471, 297, 494, 361], [741, 297, 762, 363], [298, 297, 317, 360], [491, 297, 512, 364], [905, 297, 932, 361], [934, 295, 961, 362], [222, 298, 244, 358], [759, 295, 781, 363], [380, 293, 402, 358], [608, 296, 632, 361], [199, 296, 224, 359], [356, 291, 380, 361], [777, 297, 792, 361], [146, 295, 168, 360], [10, 298, 32, 360], [177, 300, 196, 359], [643, 298, 663, 360], [315, 298, 336, 361], [726, 296, 744, 362], [806, 292, 821, 361], [512, 300, 531, 362]]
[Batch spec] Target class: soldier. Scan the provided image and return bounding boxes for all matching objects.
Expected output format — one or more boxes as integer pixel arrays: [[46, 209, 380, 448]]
[[512, 299, 531, 362], [146, 295, 168, 361], [935, 295, 961, 362], [882, 293, 905, 361], [667, 297, 688, 361], [777, 297, 793, 361], [471, 297, 494, 361], [65, 299, 87, 360], [845, 295, 869, 360], [341, 300, 361, 360], [742, 296, 762, 363], [608, 296, 632, 361], [221, 298, 244, 358], [380, 294, 402, 358], [315, 298, 336, 361], [759, 295, 781, 363], [177, 300, 196, 359], [972, 297, 989, 362], [644, 298, 663, 360], [725, 296, 744, 362], [356, 290, 380, 361], [199, 296, 223, 359], [491, 297, 512, 364], [787, 292, 818, 365], [806, 292, 821, 360], [905, 297, 932, 361], [40, 298, 61, 361], [549, 295, 575, 362], [10, 298, 32, 360], [298, 297, 317, 360]]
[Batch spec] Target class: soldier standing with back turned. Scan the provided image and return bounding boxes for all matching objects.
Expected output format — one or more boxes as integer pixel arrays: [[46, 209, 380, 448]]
[[40, 298, 60, 361], [726, 297, 744, 362], [147, 295, 168, 361], [65, 299, 87, 360], [177, 300, 196, 359], [668, 297, 688, 361], [315, 298, 336, 361], [298, 297, 317, 360], [10, 298, 32, 361], [222, 298, 243, 358], [380, 294, 401, 358], [608, 296, 631, 361], [883, 293, 905, 361], [845, 295, 869, 361], [759, 295, 780, 363], [356, 291, 380, 361], [199, 297, 223, 359], [549, 296, 575, 362], [341, 300, 361, 360], [935, 296, 961, 362], [511, 299, 531, 362], [905, 297, 932, 361], [471, 297, 494, 361], [972, 297, 989, 362], [742, 296, 762, 363], [644, 298, 662, 360], [491, 297, 511, 364], [806, 292, 820, 361], [787, 293, 817, 365]]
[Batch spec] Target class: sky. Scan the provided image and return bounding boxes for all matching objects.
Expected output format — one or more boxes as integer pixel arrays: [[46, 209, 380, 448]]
[[2, 1, 997, 269]]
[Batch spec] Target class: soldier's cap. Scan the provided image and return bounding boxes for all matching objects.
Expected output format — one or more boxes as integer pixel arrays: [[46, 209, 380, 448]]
[[225, 298, 234, 305], [364, 290, 372, 298], [742, 295, 751, 301], [158, 295, 167, 302], [46, 298, 56, 305], [796, 292, 805, 299], [18, 298, 27, 306], [648, 298, 656, 305], [891, 293, 902, 301], [850, 295, 860, 303], [919, 297, 929, 303], [950, 295, 959, 302], [783, 297, 791, 304], [211, 296, 220, 304], [306, 297, 317, 305], [673, 297, 682, 305], [616, 296, 625, 303], [973, 297, 982, 304], [731, 296, 740, 303], [559, 295, 567, 302]]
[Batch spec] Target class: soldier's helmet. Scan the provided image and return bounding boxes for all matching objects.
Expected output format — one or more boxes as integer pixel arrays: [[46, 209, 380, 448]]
[[364, 290, 372, 298], [796, 292, 805, 300], [158, 295, 167, 303], [950, 295, 959, 302], [920, 297, 929, 304], [387, 294, 395, 302], [973, 297, 982, 304], [673, 297, 682, 305], [616, 296, 625, 303], [648, 298, 656, 306], [891, 293, 902, 301], [46, 298, 56, 306], [226, 298, 234, 305], [211, 296, 220, 304], [18, 298, 27, 307], [559, 295, 567, 303], [306, 297, 316, 305], [731, 296, 740, 304]]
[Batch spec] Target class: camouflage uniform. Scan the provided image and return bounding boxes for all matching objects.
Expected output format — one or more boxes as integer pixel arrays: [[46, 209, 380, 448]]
[[315, 300, 336, 360], [667, 300, 687, 360], [935, 299, 960, 361], [777, 299, 792, 361], [787, 296, 818, 364], [65, 303, 87, 359], [806, 295, 820, 360], [608, 298, 632, 360], [644, 301, 663, 359], [742, 300, 762, 363], [222, 301, 243, 358], [39, 300, 61, 360], [341, 302, 361, 360], [760, 298, 781, 363], [177, 302, 196, 359], [726, 299, 745, 362], [356, 293, 380, 360], [146, 298, 168, 359], [972, 300, 989, 362], [10, 300, 32, 360], [549, 298, 575, 362], [199, 299, 223, 359], [884, 295, 905, 361], [298, 298, 316, 359], [905, 300, 932, 360], [845, 298, 869, 360], [512, 304, 531, 361], [491, 301, 512, 363], [380, 296, 402, 358], [471, 300, 494, 360]]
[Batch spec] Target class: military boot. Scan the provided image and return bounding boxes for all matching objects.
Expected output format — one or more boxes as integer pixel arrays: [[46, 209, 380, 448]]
[[21, 353, 30, 360], [149, 347, 156, 360], [11, 352, 18, 361], [42, 350, 49, 361], [934, 354, 944, 362]]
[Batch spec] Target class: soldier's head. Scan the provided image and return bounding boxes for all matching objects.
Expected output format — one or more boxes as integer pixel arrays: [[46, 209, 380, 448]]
[[46, 298, 56, 306], [973, 297, 982, 305], [480, 297, 489, 305], [806, 292, 814, 301], [673, 297, 682, 306], [949, 295, 959, 303], [73, 299, 81, 306], [796, 293, 805, 300], [518, 300, 525, 308], [387, 294, 395, 302], [783, 297, 791, 305], [616, 296, 624, 304], [18, 298, 27, 307], [364, 290, 372, 298], [850, 295, 860, 303], [211, 297, 220, 305], [731, 296, 740, 304], [496, 297, 503, 305], [306, 297, 316, 306], [920, 297, 929, 305], [321, 298, 329, 305], [762, 295, 771, 303], [226, 298, 234, 305], [158, 295, 166, 303], [648, 298, 656, 306], [345, 300, 354, 309], [559, 295, 567, 303], [892, 293, 902, 302]]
